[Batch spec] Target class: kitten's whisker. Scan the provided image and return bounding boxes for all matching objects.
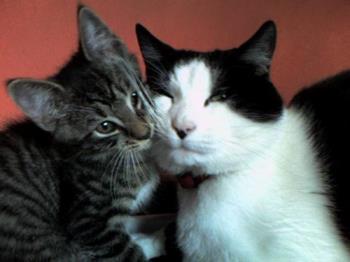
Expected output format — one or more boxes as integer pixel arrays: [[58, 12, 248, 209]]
[[117, 57, 156, 108], [130, 150, 142, 187], [116, 57, 163, 134], [110, 148, 129, 198]]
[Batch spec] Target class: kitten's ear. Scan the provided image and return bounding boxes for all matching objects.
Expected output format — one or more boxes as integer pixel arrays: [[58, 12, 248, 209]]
[[136, 24, 174, 64], [7, 79, 64, 132], [78, 6, 128, 64], [238, 21, 277, 75]]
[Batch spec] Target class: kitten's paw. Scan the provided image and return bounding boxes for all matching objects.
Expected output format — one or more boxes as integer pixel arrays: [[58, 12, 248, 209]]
[[132, 230, 165, 260]]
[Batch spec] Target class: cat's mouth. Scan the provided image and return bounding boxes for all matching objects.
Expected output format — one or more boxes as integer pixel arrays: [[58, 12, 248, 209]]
[[169, 142, 210, 156], [177, 172, 211, 189]]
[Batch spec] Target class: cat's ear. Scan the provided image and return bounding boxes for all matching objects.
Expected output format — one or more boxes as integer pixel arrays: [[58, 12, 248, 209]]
[[7, 79, 64, 132], [78, 6, 129, 64], [136, 24, 174, 64], [238, 21, 277, 75]]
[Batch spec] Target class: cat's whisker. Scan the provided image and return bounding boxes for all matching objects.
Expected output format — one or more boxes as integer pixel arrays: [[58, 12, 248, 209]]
[[115, 58, 165, 135], [117, 57, 156, 109], [109, 150, 125, 198], [143, 59, 168, 81], [153, 131, 169, 141], [131, 151, 143, 187], [216, 136, 303, 178], [135, 153, 151, 182], [126, 150, 138, 189], [110, 151, 125, 192], [111, 148, 131, 198], [127, 149, 138, 184], [123, 150, 134, 191]]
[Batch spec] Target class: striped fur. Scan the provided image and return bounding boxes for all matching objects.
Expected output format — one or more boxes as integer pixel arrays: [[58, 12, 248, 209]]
[[0, 6, 159, 261]]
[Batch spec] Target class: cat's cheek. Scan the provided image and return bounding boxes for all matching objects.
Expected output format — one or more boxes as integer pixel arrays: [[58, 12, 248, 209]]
[[154, 96, 172, 113]]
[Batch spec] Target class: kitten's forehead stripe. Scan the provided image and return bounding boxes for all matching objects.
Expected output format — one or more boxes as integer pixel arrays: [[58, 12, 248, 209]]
[[114, 84, 127, 96], [112, 87, 127, 102]]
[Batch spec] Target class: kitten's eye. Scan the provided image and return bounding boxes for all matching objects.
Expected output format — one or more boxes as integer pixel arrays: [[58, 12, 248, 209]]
[[131, 91, 140, 108], [95, 121, 119, 135]]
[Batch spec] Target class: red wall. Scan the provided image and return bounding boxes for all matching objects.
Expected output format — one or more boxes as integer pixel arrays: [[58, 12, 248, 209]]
[[0, 0, 349, 127]]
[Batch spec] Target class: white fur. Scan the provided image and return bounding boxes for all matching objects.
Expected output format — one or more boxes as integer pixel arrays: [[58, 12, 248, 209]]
[[131, 230, 165, 259], [132, 177, 159, 213], [151, 60, 350, 261]]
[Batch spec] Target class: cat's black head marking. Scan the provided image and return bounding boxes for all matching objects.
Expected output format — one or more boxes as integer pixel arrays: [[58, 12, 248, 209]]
[[136, 21, 283, 122]]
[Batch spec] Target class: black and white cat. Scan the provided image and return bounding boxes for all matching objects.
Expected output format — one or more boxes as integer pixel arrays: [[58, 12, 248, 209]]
[[136, 21, 350, 261]]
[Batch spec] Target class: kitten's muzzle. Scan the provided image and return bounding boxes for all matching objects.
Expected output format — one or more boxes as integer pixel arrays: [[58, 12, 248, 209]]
[[128, 122, 153, 141]]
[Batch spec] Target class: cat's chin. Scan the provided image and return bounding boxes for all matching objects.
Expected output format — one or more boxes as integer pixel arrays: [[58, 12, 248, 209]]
[[152, 139, 230, 175], [154, 147, 208, 175], [173, 146, 206, 156], [170, 147, 205, 163]]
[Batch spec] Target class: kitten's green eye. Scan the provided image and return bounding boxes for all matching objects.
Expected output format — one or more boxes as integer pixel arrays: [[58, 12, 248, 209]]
[[96, 121, 119, 135], [131, 91, 140, 108]]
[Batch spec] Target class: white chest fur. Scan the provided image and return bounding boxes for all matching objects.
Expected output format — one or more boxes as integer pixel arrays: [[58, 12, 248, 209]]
[[131, 177, 159, 213], [147, 59, 349, 261], [176, 110, 350, 262]]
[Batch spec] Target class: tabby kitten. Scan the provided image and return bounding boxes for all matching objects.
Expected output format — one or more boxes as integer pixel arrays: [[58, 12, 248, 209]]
[[0, 7, 162, 261], [136, 21, 350, 261]]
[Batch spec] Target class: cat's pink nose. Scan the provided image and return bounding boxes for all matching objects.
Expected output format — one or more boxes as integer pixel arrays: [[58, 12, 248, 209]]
[[172, 121, 196, 139]]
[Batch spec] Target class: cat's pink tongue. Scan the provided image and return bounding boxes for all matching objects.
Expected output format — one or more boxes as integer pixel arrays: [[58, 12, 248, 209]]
[[177, 173, 196, 189], [177, 173, 209, 189]]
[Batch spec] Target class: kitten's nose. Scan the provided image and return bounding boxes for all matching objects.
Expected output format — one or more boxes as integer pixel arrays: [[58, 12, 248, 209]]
[[172, 121, 196, 139], [129, 122, 152, 141]]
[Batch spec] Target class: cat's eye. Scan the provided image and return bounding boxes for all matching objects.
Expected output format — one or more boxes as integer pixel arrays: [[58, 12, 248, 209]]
[[95, 121, 119, 135], [212, 93, 227, 101], [205, 93, 228, 106], [131, 91, 140, 108]]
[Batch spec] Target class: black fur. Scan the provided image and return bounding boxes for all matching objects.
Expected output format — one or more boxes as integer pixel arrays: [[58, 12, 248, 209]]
[[136, 21, 283, 123], [291, 70, 350, 244], [137, 20, 350, 257]]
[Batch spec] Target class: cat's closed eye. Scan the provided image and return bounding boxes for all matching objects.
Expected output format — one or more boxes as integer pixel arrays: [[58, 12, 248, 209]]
[[205, 92, 228, 106]]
